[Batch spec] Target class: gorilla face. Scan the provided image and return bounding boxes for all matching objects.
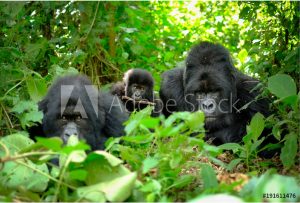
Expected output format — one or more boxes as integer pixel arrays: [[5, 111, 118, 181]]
[[124, 69, 154, 102], [128, 84, 146, 101], [39, 75, 104, 149], [183, 42, 237, 129]]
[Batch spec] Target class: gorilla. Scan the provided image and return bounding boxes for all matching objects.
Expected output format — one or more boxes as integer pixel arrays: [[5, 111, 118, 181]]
[[111, 68, 162, 117], [37, 75, 128, 150], [160, 42, 271, 146]]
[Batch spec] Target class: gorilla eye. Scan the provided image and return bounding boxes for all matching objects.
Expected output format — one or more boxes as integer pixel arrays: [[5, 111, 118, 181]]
[[76, 115, 82, 121], [140, 86, 145, 91], [62, 116, 67, 120]]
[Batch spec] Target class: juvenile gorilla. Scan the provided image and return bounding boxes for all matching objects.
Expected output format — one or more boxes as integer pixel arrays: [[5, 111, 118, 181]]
[[160, 42, 271, 146], [111, 68, 162, 117], [38, 75, 128, 150]]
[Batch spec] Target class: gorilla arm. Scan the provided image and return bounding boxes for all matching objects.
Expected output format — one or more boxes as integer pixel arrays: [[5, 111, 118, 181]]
[[159, 67, 188, 116]]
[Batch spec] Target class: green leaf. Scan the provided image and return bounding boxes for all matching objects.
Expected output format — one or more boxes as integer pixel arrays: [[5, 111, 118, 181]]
[[36, 137, 63, 151], [0, 134, 49, 192], [200, 164, 218, 190], [218, 143, 243, 151], [122, 134, 154, 144], [186, 110, 205, 131], [280, 95, 298, 110], [268, 74, 297, 99], [76, 172, 137, 202], [68, 169, 88, 181], [84, 151, 130, 185], [11, 101, 38, 114], [140, 117, 160, 129], [140, 179, 161, 193], [142, 156, 159, 174], [170, 175, 194, 189], [280, 133, 297, 168], [169, 152, 183, 169], [247, 113, 265, 141], [26, 76, 47, 103], [238, 49, 248, 63], [226, 159, 242, 171]]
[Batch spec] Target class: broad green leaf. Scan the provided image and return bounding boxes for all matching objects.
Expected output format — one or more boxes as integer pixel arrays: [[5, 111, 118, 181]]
[[76, 172, 137, 202], [268, 74, 296, 99], [143, 156, 159, 174], [36, 137, 63, 151], [26, 76, 47, 103], [280, 95, 298, 110], [84, 151, 130, 185], [247, 113, 265, 141], [280, 133, 297, 168], [140, 117, 160, 129], [0, 134, 49, 192], [68, 169, 88, 181], [11, 101, 38, 114], [200, 164, 218, 189]]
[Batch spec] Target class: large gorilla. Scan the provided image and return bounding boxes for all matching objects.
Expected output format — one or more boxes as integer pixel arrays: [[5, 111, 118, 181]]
[[160, 42, 271, 145], [37, 75, 128, 150], [111, 68, 162, 117]]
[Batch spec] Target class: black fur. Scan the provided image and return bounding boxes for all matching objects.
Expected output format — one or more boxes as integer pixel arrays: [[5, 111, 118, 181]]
[[160, 42, 272, 152], [111, 68, 162, 117], [37, 75, 128, 150]]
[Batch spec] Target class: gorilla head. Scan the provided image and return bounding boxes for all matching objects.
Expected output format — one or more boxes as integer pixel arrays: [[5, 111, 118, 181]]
[[124, 68, 154, 101], [38, 75, 128, 150], [183, 42, 238, 130], [110, 68, 162, 117]]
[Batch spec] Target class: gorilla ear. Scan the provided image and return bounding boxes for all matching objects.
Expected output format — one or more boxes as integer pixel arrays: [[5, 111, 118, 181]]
[[38, 98, 48, 114]]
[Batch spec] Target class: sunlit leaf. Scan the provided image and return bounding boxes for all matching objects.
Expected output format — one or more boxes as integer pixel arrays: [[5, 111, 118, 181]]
[[268, 74, 297, 99]]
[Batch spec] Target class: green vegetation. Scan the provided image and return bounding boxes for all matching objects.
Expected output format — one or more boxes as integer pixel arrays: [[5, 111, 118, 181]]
[[0, 1, 299, 202]]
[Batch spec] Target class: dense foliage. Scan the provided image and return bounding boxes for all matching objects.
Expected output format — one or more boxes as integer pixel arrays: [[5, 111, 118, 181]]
[[0, 1, 299, 202]]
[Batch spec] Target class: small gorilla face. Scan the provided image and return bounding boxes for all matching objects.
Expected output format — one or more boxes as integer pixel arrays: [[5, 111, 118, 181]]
[[123, 68, 154, 102], [129, 84, 146, 100]]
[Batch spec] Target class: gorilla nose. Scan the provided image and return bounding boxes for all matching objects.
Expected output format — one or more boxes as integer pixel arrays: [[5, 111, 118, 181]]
[[62, 123, 79, 143], [201, 100, 216, 113], [65, 129, 78, 137], [134, 93, 141, 99]]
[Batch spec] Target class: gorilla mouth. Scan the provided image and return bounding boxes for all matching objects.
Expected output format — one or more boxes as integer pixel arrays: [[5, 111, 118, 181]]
[[205, 116, 217, 122]]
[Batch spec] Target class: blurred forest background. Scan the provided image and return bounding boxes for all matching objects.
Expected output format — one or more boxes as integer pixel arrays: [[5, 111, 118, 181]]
[[0, 1, 299, 202]]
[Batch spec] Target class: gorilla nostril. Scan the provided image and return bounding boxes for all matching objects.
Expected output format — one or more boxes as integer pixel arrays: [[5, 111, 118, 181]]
[[208, 103, 214, 109]]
